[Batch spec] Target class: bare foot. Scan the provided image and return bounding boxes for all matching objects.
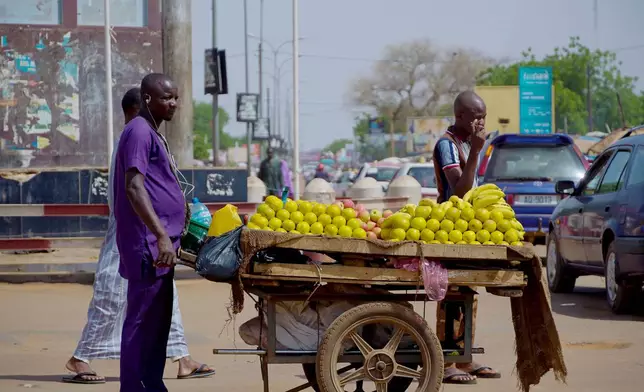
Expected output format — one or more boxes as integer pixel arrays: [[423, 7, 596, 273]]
[[64, 357, 105, 383], [177, 356, 215, 379]]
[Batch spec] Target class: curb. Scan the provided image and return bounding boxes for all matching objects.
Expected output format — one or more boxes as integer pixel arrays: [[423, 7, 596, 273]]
[[0, 263, 201, 284]]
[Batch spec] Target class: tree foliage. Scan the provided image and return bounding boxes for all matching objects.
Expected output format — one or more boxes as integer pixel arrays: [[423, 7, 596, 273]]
[[193, 101, 244, 161], [322, 138, 352, 154], [477, 37, 644, 134]]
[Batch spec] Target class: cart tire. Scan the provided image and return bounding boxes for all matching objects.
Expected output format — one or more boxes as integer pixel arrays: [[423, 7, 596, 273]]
[[316, 302, 443, 392]]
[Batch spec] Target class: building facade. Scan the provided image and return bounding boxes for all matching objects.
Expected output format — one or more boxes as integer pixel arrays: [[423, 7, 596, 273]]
[[0, 0, 162, 169]]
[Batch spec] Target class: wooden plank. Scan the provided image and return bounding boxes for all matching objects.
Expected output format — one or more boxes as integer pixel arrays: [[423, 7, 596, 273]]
[[250, 263, 526, 287], [246, 231, 534, 261]]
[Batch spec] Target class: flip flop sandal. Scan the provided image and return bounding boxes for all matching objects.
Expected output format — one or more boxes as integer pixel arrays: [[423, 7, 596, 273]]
[[468, 366, 502, 379], [177, 364, 216, 379], [443, 367, 477, 385], [62, 372, 106, 384]]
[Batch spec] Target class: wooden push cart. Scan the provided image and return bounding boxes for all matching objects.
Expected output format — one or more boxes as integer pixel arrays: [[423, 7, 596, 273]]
[[181, 232, 559, 392]]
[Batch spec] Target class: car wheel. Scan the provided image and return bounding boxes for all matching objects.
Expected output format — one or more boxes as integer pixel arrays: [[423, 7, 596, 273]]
[[546, 233, 576, 293], [604, 242, 637, 314]]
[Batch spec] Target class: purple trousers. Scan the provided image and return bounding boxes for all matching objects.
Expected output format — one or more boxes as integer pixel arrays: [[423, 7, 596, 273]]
[[120, 271, 174, 392]]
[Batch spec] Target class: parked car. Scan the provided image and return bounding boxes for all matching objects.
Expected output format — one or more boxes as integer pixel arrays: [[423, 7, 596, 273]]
[[477, 134, 589, 244], [353, 162, 401, 192], [392, 163, 438, 199], [548, 132, 644, 313]]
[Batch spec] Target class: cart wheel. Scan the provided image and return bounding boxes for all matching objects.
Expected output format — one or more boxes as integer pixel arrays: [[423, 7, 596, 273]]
[[316, 302, 443, 392]]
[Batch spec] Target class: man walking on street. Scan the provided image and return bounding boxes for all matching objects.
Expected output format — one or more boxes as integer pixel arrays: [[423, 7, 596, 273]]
[[433, 91, 501, 385], [258, 147, 283, 196], [63, 86, 214, 386]]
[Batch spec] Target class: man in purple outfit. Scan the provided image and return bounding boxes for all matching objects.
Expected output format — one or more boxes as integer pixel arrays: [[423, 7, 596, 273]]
[[113, 73, 186, 392]]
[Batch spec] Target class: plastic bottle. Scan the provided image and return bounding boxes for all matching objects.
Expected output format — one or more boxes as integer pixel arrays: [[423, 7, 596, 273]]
[[190, 197, 213, 226]]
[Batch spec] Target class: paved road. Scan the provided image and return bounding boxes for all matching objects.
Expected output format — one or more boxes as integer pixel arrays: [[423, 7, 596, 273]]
[[1, 250, 643, 391]]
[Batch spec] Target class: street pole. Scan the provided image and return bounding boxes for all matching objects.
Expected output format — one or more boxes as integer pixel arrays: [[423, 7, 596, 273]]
[[586, 64, 593, 134], [162, 0, 193, 167], [243, 0, 252, 174], [259, 0, 264, 119], [292, 0, 300, 199], [266, 87, 271, 137], [104, 0, 114, 167], [211, 0, 220, 166]]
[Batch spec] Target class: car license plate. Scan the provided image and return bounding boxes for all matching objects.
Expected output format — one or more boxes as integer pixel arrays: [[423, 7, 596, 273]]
[[515, 195, 559, 205]]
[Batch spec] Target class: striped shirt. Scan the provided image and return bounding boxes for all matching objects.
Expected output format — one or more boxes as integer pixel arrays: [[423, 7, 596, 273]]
[[433, 128, 478, 202]]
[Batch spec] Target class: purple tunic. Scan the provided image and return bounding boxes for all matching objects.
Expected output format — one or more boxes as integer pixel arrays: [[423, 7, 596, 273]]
[[113, 116, 186, 280]]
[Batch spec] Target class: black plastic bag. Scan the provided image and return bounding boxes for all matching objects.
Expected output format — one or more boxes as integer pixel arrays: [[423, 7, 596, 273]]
[[196, 226, 243, 282]]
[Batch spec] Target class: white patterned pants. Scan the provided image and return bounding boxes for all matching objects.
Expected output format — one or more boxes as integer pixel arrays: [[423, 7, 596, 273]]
[[72, 220, 190, 362]]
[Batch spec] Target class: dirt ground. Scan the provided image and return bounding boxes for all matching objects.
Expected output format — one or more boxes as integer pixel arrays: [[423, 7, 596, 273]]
[[0, 273, 643, 391]]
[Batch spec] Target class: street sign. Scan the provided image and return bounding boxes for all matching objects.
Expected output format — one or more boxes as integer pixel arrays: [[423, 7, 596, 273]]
[[519, 66, 554, 134], [204, 48, 220, 95], [368, 117, 385, 135], [253, 118, 270, 140], [236, 93, 259, 122]]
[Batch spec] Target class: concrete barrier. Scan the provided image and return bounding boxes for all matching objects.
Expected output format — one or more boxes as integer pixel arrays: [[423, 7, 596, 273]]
[[348, 177, 384, 199], [303, 178, 335, 204], [387, 175, 422, 205], [247, 175, 267, 203]]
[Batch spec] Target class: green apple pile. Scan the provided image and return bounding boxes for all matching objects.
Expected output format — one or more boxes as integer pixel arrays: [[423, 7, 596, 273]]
[[248, 196, 385, 239], [380, 184, 526, 246]]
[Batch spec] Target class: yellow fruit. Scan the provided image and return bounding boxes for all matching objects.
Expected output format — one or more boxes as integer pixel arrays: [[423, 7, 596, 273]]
[[511, 219, 524, 231], [483, 219, 497, 232], [449, 230, 463, 243], [299, 201, 313, 214], [268, 217, 282, 230], [324, 224, 338, 236], [504, 228, 520, 243], [426, 218, 441, 232], [490, 231, 504, 244], [406, 228, 421, 241], [440, 219, 454, 232], [415, 206, 432, 219], [468, 219, 483, 232], [420, 229, 435, 242], [310, 222, 324, 234], [276, 228, 287, 233], [445, 241, 455, 245], [411, 217, 427, 231], [352, 227, 367, 239], [456, 241, 468, 245], [401, 204, 416, 216], [391, 228, 407, 241], [265, 195, 283, 211], [474, 208, 490, 222], [500, 241, 510, 246], [460, 207, 475, 222], [473, 184, 500, 197], [264, 227, 274, 231], [247, 222, 260, 230], [476, 229, 491, 243], [449, 195, 462, 205], [380, 228, 391, 240], [347, 218, 362, 230], [462, 189, 474, 203], [431, 207, 446, 221], [462, 230, 476, 243], [428, 240, 441, 244], [250, 214, 269, 228], [332, 216, 346, 228], [284, 200, 298, 213], [291, 211, 304, 224], [483, 241, 495, 245], [276, 209, 290, 222], [454, 219, 469, 233], [338, 225, 353, 238], [296, 222, 310, 234], [392, 215, 411, 230], [492, 207, 515, 220], [282, 219, 296, 231], [435, 230, 449, 244], [445, 207, 461, 222], [519, 231, 525, 240], [318, 213, 332, 226], [312, 203, 327, 216], [511, 241, 524, 246], [496, 219, 512, 233], [473, 195, 503, 210], [477, 189, 505, 199], [490, 209, 504, 223], [418, 198, 437, 208], [327, 204, 342, 218], [470, 240, 481, 245], [304, 212, 318, 225], [440, 201, 453, 210], [257, 203, 276, 219]]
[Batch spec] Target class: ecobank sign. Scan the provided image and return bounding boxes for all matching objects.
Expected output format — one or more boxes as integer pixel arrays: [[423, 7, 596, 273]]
[[519, 66, 553, 134]]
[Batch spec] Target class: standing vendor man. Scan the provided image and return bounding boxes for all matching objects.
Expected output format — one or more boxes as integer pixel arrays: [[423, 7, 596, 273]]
[[114, 73, 187, 392], [432, 91, 501, 384]]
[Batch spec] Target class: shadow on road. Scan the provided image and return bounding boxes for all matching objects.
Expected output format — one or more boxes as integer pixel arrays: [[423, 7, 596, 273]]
[[551, 285, 644, 321], [0, 374, 119, 383]]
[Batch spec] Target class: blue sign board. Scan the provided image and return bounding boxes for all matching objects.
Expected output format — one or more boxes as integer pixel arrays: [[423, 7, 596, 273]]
[[519, 66, 553, 134]]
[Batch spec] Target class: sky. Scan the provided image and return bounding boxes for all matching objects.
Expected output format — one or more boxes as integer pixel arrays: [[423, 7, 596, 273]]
[[190, 0, 644, 151]]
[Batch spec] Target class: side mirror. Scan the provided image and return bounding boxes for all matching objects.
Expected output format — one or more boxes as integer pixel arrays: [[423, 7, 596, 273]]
[[555, 180, 576, 195]]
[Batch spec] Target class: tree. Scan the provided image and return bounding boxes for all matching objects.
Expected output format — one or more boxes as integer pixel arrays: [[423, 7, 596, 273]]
[[322, 138, 352, 154], [349, 39, 493, 138], [477, 37, 644, 134], [193, 101, 244, 161]]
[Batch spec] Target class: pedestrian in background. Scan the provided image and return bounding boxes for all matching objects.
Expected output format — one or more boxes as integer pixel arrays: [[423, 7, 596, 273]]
[[258, 147, 283, 196]]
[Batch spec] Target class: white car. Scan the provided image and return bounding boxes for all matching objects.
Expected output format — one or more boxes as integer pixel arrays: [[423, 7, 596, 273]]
[[353, 162, 401, 192], [393, 163, 439, 199]]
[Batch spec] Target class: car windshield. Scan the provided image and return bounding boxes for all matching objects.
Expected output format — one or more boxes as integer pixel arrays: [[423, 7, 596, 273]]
[[366, 167, 398, 182], [484, 144, 586, 182], [407, 167, 437, 188]]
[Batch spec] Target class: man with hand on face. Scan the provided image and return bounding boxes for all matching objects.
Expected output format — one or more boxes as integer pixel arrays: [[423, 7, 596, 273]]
[[432, 91, 501, 385], [113, 73, 190, 392]]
